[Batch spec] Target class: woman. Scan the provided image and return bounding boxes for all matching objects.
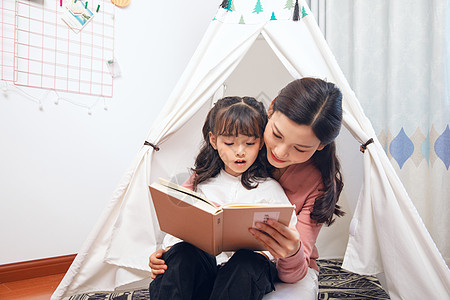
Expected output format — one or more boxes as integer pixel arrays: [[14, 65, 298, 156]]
[[149, 77, 344, 300], [249, 77, 344, 298]]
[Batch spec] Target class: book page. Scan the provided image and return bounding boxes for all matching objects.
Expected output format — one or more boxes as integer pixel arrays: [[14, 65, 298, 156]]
[[149, 183, 223, 255], [221, 205, 294, 251], [165, 188, 221, 215], [158, 178, 218, 207], [151, 182, 221, 215]]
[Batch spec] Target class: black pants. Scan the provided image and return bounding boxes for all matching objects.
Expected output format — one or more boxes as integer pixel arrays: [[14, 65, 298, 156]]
[[149, 242, 277, 300]]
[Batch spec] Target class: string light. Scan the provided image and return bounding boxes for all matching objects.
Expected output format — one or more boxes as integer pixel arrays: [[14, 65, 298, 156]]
[[1, 81, 7, 93], [1, 82, 8, 98], [0, 81, 109, 114]]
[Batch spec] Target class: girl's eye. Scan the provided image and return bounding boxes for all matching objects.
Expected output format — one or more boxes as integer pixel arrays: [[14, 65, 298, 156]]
[[224, 143, 234, 146], [294, 147, 306, 153], [246, 142, 256, 146]]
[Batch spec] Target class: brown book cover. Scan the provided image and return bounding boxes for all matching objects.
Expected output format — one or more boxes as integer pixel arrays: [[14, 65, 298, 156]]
[[149, 178, 294, 256]]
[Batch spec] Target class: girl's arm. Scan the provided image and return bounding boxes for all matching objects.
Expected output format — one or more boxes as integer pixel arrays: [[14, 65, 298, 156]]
[[149, 247, 170, 279]]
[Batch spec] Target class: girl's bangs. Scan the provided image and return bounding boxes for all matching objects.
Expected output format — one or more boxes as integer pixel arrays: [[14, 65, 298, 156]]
[[215, 106, 263, 137]]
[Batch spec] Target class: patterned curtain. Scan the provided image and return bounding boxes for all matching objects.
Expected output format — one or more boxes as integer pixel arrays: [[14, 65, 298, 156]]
[[317, 0, 449, 265]]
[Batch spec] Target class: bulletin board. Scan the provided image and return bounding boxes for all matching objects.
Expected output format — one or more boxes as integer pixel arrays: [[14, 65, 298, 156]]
[[1, 0, 115, 98], [0, 0, 15, 82]]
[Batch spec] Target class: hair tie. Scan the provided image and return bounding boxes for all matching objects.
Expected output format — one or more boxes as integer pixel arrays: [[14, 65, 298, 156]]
[[360, 138, 374, 153], [144, 141, 160, 151]]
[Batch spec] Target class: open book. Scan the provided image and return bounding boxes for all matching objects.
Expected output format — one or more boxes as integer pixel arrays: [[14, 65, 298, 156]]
[[149, 178, 294, 256]]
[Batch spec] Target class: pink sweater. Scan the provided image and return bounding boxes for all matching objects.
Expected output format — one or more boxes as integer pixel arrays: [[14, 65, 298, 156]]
[[275, 159, 323, 283]]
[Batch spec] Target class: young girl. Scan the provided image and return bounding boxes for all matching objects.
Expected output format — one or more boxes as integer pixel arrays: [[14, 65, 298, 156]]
[[149, 96, 296, 300]]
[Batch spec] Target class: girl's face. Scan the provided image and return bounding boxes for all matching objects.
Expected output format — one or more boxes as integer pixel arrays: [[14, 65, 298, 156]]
[[209, 133, 263, 177], [264, 111, 324, 169]]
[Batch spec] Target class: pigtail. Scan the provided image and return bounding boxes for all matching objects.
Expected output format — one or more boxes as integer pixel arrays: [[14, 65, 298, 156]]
[[192, 144, 223, 191], [191, 100, 224, 191]]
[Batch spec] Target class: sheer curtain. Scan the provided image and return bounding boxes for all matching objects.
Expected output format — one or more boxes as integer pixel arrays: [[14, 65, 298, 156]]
[[311, 0, 449, 265]]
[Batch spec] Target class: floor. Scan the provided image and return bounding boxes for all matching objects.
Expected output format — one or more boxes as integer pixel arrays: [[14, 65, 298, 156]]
[[0, 273, 65, 300]]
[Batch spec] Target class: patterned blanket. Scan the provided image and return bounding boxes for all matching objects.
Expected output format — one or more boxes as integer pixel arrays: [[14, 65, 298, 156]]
[[65, 259, 390, 300]]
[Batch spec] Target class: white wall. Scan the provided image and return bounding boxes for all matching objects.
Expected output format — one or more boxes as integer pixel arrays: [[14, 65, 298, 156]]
[[0, 1, 219, 264]]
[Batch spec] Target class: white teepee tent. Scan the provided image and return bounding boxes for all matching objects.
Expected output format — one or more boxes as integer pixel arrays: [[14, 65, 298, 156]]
[[52, 1, 450, 299]]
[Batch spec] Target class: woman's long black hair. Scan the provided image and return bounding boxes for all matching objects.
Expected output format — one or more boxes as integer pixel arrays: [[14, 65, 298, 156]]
[[192, 96, 271, 191], [272, 78, 345, 225]]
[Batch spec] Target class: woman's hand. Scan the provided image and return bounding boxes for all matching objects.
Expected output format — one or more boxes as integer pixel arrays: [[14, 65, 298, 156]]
[[149, 248, 169, 279], [249, 219, 300, 259]]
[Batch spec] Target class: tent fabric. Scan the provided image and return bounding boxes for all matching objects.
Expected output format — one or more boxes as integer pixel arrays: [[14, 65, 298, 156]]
[[52, 1, 450, 299]]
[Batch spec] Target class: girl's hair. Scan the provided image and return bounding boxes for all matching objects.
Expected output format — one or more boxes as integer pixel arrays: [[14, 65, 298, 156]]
[[192, 96, 270, 190], [273, 77, 345, 225]]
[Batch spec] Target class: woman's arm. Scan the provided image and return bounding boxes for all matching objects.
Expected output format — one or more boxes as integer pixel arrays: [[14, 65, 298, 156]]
[[278, 198, 323, 283], [249, 180, 323, 283], [249, 214, 321, 283], [249, 220, 300, 259]]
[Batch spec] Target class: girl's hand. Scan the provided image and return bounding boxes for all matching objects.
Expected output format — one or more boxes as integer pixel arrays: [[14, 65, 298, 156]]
[[249, 219, 300, 259], [149, 248, 169, 279]]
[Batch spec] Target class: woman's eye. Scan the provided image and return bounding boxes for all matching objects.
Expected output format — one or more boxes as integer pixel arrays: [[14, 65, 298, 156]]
[[246, 142, 256, 146], [273, 132, 282, 139], [294, 147, 306, 153], [224, 143, 234, 146]]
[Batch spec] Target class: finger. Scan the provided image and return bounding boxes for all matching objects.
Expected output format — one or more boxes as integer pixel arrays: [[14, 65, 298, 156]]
[[151, 257, 166, 265], [149, 251, 163, 264], [149, 261, 165, 271], [152, 268, 166, 274], [149, 256, 167, 271], [249, 225, 300, 258], [249, 228, 284, 255], [150, 263, 167, 275], [155, 249, 166, 258], [252, 235, 282, 259], [150, 250, 166, 264], [266, 219, 293, 236], [262, 242, 282, 259], [256, 220, 300, 247], [150, 262, 167, 270], [150, 268, 166, 279], [254, 222, 285, 242]]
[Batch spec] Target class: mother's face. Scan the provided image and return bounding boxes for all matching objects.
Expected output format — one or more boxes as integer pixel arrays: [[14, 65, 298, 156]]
[[264, 111, 324, 169]]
